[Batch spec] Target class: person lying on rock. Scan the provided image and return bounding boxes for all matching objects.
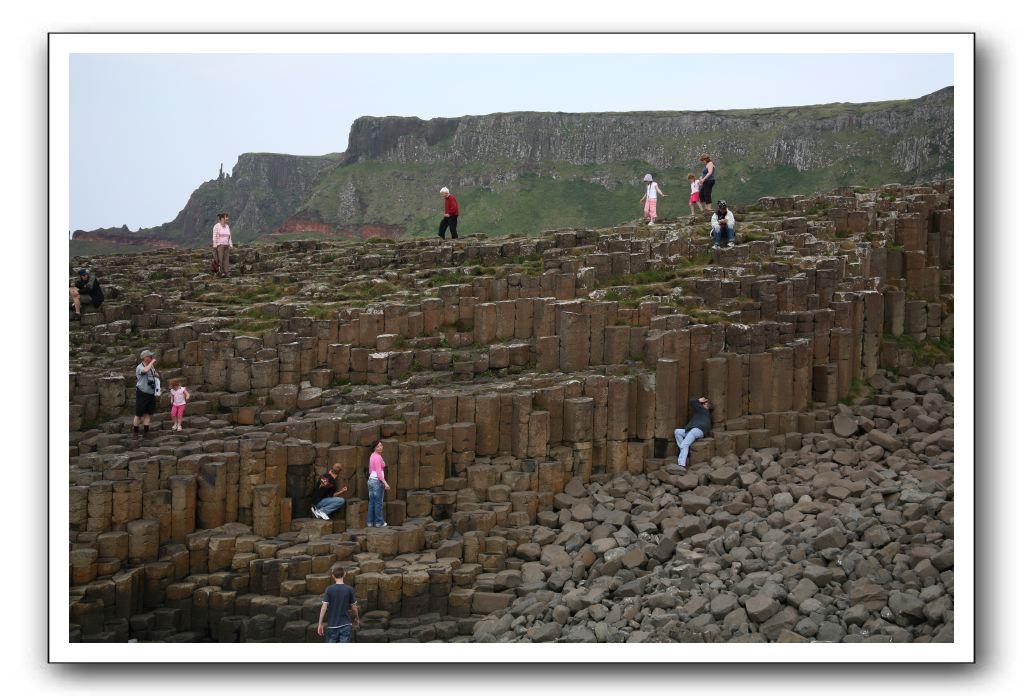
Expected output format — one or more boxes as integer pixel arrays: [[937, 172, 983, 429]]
[[672, 396, 713, 470], [311, 462, 348, 520]]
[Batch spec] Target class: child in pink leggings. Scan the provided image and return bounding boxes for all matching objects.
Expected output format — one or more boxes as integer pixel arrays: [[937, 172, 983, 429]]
[[169, 379, 190, 431], [640, 173, 665, 224]]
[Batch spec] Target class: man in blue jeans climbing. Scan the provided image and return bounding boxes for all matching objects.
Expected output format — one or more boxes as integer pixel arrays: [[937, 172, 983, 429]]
[[318, 566, 360, 643], [311, 462, 348, 520], [672, 396, 714, 470]]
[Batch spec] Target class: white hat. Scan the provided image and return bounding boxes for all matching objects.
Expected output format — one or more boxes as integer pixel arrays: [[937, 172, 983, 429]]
[[440, 187, 449, 194], [643, 174, 653, 182]]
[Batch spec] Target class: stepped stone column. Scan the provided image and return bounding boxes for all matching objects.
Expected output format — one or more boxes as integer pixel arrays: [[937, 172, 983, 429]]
[[812, 364, 838, 405], [252, 484, 281, 538], [127, 519, 159, 564], [511, 393, 532, 458], [863, 288, 887, 378], [97, 376, 126, 417], [87, 481, 112, 533], [170, 475, 197, 543], [704, 357, 728, 428], [830, 328, 853, 399], [584, 375, 609, 442], [514, 298, 534, 339], [688, 325, 712, 397], [142, 489, 173, 544], [635, 374, 656, 441], [770, 346, 794, 413], [602, 325, 629, 365], [558, 312, 591, 372], [884, 289, 906, 336], [474, 393, 500, 456], [655, 359, 679, 440], [563, 398, 594, 443], [527, 411, 550, 458], [197, 461, 227, 530], [607, 378, 630, 441], [790, 340, 812, 412], [726, 353, 744, 421], [584, 303, 608, 365]]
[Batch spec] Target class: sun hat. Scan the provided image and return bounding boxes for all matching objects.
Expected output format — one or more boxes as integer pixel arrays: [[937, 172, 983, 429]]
[[140, 350, 154, 359], [643, 174, 653, 182], [440, 187, 449, 194], [718, 200, 728, 208]]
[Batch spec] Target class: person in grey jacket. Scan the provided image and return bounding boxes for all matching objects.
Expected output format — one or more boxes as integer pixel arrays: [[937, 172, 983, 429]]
[[133, 349, 159, 441], [673, 396, 713, 469], [711, 200, 736, 249]]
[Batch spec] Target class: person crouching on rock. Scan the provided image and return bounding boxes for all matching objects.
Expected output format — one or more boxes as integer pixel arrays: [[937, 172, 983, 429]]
[[672, 396, 713, 470], [311, 462, 348, 520], [711, 200, 735, 249], [438, 187, 459, 240], [70, 268, 104, 320]]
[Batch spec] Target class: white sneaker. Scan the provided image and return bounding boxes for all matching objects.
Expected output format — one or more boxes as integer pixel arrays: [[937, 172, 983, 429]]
[[311, 506, 326, 520], [727, 242, 735, 248], [713, 244, 720, 249], [380, 522, 388, 527]]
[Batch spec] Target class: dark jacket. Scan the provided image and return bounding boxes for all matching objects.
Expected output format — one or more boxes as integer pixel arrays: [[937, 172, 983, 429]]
[[684, 398, 712, 434], [76, 276, 104, 304]]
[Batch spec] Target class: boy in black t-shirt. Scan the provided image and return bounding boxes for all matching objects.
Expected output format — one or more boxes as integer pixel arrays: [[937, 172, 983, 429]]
[[318, 566, 359, 643]]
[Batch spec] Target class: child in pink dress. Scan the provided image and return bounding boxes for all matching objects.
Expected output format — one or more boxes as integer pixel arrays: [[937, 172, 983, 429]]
[[688, 173, 701, 218], [169, 379, 190, 431]]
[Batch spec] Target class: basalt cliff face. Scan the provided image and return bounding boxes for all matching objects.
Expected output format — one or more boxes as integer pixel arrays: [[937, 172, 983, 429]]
[[71, 87, 952, 253]]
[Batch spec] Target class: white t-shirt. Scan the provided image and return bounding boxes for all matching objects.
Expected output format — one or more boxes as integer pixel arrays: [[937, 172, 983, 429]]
[[690, 181, 701, 195], [170, 387, 188, 406], [646, 182, 658, 199]]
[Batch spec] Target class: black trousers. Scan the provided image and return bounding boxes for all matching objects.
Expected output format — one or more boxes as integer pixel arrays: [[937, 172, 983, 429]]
[[439, 215, 458, 239], [699, 180, 715, 204]]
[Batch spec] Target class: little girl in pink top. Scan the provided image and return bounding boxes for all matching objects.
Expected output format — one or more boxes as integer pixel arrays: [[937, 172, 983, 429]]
[[169, 378, 190, 431], [367, 440, 390, 527]]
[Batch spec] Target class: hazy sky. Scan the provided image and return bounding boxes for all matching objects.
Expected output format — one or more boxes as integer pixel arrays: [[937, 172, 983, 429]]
[[69, 52, 953, 232]]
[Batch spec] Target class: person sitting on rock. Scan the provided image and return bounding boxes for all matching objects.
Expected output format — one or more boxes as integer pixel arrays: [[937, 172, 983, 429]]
[[69, 268, 104, 320], [672, 396, 713, 470], [711, 200, 736, 249], [311, 462, 348, 520]]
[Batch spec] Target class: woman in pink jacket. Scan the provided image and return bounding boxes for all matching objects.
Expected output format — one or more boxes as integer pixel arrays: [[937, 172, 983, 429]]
[[212, 212, 233, 277], [366, 440, 390, 527]]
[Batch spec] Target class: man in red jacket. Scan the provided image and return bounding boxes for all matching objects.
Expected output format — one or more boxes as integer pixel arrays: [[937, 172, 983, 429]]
[[439, 187, 459, 240]]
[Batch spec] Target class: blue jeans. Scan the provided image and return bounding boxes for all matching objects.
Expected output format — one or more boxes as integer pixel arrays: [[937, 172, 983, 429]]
[[713, 225, 734, 246], [325, 625, 353, 643], [674, 427, 704, 468], [367, 478, 385, 526], [314, 496, 345, 517]]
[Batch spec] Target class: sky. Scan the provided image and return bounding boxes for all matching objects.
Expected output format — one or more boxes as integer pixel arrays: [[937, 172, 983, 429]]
[[69, 52, 953, 233]]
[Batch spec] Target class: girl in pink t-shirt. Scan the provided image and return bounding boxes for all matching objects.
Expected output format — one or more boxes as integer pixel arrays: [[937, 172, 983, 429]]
[[366, 440, 390, 527], [169, 378, 190, 431]]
